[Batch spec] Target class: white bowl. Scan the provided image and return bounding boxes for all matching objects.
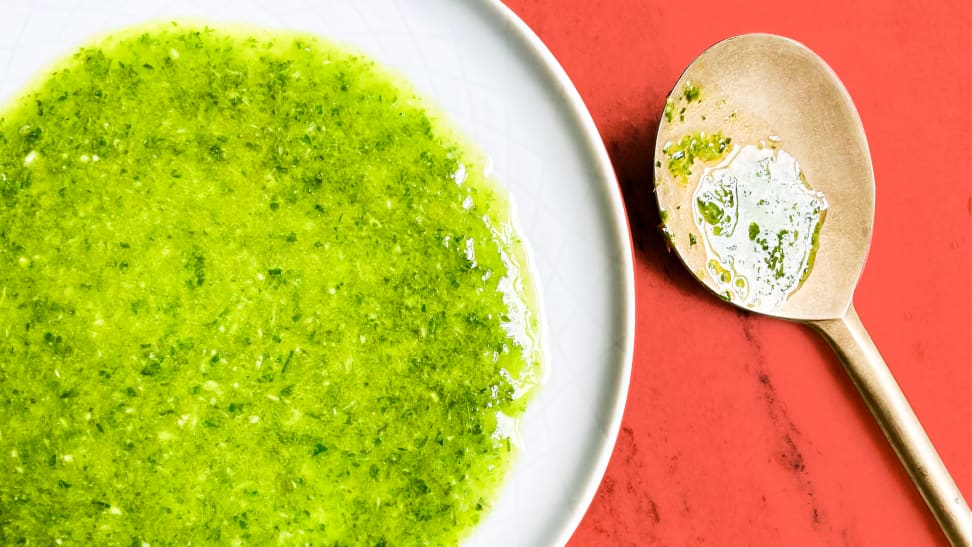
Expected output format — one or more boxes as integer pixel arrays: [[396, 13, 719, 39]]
[[0, 1, 635, 544]]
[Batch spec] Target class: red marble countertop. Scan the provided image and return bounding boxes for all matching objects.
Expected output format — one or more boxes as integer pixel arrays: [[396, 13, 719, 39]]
[[501, 1, 972, 545]]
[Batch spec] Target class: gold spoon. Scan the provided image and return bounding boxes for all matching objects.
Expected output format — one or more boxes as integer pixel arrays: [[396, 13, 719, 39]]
[[653, 34, 971, 546]]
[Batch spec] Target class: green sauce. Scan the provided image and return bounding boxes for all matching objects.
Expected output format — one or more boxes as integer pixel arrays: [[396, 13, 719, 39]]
[[0, 23, 542, 545], [662, 131, 732, 183]]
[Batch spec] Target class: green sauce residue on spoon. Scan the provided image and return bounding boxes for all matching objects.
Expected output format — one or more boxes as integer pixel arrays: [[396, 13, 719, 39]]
[[662, 131, 732, 184], [657, 81, 827, 310], [693, 143, 827, 308], [0, 22, 543, 546]]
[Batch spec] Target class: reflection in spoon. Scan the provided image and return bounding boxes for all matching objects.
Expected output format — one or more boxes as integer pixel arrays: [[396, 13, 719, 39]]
[[693, 143, 827, 309]]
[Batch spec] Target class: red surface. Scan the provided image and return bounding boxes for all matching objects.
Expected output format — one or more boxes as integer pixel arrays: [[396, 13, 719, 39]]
[[501, 1, 972, 545]]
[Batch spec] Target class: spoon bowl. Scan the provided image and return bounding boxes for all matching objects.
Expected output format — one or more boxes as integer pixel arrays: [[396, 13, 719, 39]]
[[654, 34, 872, 320], [654, 34, 970, 545]]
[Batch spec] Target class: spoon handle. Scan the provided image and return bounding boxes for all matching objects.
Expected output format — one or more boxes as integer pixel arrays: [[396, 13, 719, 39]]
[[811, 305, 971, 546]]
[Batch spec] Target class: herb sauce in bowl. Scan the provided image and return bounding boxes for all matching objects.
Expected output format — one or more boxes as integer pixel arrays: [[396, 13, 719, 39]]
[[0, 23, 543, 545]]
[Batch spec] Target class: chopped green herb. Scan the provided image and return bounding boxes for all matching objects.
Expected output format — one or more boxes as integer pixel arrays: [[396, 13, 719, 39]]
[[683, 81, 700, 103]]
